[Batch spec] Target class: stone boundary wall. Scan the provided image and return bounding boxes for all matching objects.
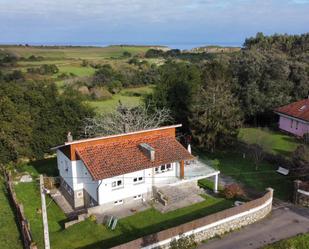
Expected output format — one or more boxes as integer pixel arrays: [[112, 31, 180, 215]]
[[4, 171, 38, 249], [111, 188, 273, 249]]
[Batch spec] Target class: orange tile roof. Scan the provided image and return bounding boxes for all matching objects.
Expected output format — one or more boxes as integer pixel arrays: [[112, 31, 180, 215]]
[[275, 99, 309, 122], [76, 134, 194, 180]]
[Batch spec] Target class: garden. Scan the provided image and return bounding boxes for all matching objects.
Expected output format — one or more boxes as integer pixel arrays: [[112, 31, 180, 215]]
[[197, 127, 303, 201], [13, 158, 233, 249]]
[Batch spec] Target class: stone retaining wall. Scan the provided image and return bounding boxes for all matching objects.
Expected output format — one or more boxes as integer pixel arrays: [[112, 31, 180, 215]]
[[111, 188, 273, 249]]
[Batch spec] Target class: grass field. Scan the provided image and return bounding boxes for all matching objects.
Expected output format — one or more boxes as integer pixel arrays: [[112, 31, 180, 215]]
[[15, 158, 233, 249], [2, 45, 157, 115], [238, 127, 300, 157], [56, 65, 96, 77], [86, 85, 154, 114], [198, 150, 293, 200], [2, 45, 151, 60], [4, 45, 150, 79], [0, 179, 23, 249], [263, 233, 309, 249]]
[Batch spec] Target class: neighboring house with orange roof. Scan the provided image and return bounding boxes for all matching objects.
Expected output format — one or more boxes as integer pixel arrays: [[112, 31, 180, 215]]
[[275, 98, 309, 137], [52, 124, 220, 210]]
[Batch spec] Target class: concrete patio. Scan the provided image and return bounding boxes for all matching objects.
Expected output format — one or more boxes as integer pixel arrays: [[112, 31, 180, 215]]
[[154, 159, 220, 188], [153, 181, 206, 213]]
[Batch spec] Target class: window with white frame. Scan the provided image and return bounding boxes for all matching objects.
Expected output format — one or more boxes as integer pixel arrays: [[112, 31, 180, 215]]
[[296, 121, 299, 130], [133, 176, 144, 184], [111, 179, 123, 189], [114, 200, 123, 205], [155, 163, 173, 173]]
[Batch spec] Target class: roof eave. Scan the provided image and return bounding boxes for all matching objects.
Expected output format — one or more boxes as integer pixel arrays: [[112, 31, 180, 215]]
[[274, 111, 309, 123]]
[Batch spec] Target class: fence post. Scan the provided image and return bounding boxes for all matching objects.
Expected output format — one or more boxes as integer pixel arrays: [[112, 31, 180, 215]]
[[293, 180, 302, 204], [40, 175, 50, 249]]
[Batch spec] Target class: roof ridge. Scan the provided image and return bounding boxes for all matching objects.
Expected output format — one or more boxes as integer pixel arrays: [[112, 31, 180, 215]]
[[51, 124, 182, 150], [76, 133, 172, 150], [65, 124, 181, 146]]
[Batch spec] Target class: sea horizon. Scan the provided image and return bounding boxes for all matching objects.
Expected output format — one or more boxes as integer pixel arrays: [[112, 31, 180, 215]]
[[0, 41, 242, 50]]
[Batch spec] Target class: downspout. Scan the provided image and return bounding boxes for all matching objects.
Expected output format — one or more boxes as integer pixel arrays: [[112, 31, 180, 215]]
[[96, 180, 103, 205]]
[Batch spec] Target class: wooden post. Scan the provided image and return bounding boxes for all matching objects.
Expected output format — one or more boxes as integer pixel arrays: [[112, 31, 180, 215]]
[[40, 175, 50, 249], [293, 180, 302, 204], [180, 160, 185, 179]]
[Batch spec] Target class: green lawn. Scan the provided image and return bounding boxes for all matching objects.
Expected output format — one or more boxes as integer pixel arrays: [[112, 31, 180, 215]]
[[238, 127, 300, 157], [56, 65, 96, 77], [0, 179, 23, 249], [198, 150, 293, 200], [86, 85, 154, 114], [14, 180, 232, 249], [14, 158, 233, 249], [263, 233, 309, 249]]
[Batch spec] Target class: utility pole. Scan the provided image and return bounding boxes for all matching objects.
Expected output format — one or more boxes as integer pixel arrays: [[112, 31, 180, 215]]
[[40, 175, 50, 249]]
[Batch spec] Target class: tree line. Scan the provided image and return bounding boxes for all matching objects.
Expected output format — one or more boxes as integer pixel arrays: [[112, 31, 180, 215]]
[[147, 33, 309, 150], [0, 32, 308, 165], [0, 70, 94, 165]]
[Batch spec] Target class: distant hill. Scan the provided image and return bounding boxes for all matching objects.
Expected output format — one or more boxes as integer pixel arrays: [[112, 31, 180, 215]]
[[189, 45, 241, 53]]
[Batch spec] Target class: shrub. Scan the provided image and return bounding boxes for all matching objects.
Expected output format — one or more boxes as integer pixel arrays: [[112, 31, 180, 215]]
[[107, 80, 122, 94], [27, 55, 44, 61], [89, 214, 96, 222], [211, 159, 220, 170], [122, 51, 132, 58], [198, 178, 223, 192], [57, 72, 70, 80], [223, 183, 245, 199], [77, 86, 91, 96], [81, 60, 89, 67], [90, 87, 112, 100], [27, 64, 59, 75]]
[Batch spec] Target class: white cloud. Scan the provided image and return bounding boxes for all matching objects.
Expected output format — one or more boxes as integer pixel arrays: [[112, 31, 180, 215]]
[[0, 0, 308, 43]]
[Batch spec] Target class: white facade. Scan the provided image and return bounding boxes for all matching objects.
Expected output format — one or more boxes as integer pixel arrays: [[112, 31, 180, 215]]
[[97, 162, 178, 205], [57, 149, 179, 207], [57, 150, 99, 204]]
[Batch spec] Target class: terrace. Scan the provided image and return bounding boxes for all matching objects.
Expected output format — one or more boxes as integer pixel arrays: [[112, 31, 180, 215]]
[[154, 159, 220, 192]]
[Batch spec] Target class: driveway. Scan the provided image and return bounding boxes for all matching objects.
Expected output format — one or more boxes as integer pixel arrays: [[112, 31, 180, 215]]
[[198, 200, 309, 249]]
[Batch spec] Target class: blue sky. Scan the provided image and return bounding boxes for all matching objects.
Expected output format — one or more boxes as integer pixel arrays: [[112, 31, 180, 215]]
[[0, 0, 308, 47]]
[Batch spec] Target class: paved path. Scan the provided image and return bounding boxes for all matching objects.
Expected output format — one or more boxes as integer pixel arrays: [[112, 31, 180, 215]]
[[198, 201, 309, 249], [50, 190, 74, 215]]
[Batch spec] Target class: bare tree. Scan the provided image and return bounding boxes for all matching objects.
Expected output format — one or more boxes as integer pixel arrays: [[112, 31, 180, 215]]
[[246, 128, 272, 170], [81, 103, 172, 138], [248, 144, 265, 170]]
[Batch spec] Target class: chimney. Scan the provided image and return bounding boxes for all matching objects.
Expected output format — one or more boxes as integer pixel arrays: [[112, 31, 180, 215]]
[[139, 143, 155, 161], [123, 123, 129, 133], [67, 132, 73, 142]]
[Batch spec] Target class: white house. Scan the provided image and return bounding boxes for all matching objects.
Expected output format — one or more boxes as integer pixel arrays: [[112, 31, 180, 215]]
[[52, 125, 220, 210]]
